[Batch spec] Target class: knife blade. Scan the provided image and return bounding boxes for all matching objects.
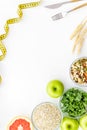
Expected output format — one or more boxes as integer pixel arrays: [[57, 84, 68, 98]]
[[45, 0, 82, 9], [45, 1, 72, 9]]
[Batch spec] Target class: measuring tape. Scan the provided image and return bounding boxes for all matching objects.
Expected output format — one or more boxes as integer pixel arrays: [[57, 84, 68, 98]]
[[0, 0, 41, 82]]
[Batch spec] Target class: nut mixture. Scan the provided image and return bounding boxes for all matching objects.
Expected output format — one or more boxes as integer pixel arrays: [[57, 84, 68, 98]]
[[32, 103, 61, 130], [70, 58, 87, 84]]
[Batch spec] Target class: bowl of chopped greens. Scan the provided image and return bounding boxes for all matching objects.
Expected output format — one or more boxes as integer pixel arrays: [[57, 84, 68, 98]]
[[70, 57, 87, 87], [60, 87, 87, 118]]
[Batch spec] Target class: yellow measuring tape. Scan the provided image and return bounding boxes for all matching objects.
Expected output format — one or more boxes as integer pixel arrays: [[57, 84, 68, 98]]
[[0, 0, 41, 82]]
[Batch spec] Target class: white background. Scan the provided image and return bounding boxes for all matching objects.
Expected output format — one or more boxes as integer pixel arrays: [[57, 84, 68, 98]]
[[0, 0, 87, 130]]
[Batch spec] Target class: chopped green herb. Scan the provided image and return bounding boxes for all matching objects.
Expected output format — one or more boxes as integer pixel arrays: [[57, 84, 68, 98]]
[[60, 88, 87, 117]]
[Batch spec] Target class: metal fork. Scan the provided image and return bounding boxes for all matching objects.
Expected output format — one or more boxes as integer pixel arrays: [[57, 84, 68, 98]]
[[45, 0, 83, 9], [52, 2, 87, 21]]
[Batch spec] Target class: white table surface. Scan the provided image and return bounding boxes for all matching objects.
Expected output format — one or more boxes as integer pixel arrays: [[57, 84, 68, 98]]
[[0, 0, 87, 130]]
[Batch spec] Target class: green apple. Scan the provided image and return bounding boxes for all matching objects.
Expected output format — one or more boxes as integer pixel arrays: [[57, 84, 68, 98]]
[[61, 117, 79, 130], [46, 80, 64, 98], [80, 114, 87, 130]]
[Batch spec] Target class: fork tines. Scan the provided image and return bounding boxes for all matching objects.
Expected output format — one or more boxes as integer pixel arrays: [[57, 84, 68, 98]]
[[52, 13, 63, 21]]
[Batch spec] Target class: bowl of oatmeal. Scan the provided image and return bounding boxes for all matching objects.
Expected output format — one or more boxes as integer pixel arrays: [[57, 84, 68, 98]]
[[70, 57, 87, 86], [31, 102, 62, 130]]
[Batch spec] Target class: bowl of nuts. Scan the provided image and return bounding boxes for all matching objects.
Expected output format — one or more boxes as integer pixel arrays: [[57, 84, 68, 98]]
[[70, 57, 87, 87]]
